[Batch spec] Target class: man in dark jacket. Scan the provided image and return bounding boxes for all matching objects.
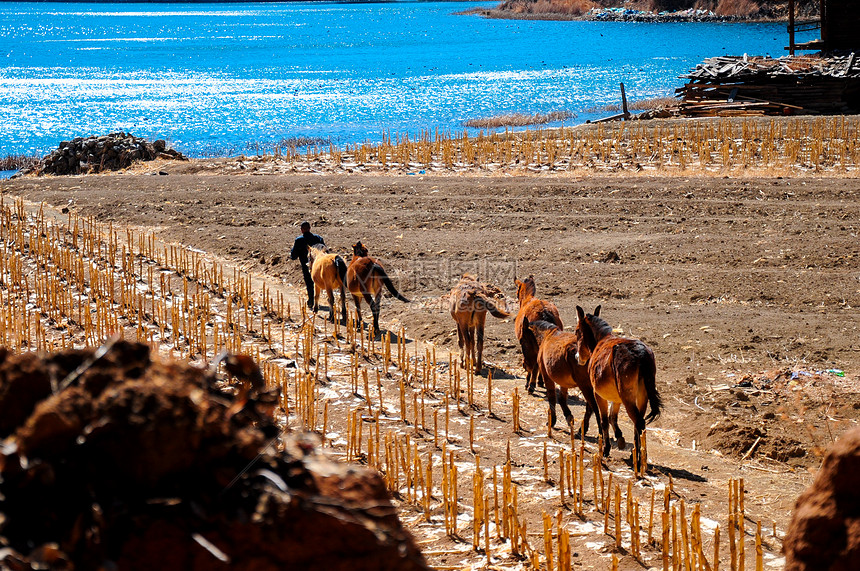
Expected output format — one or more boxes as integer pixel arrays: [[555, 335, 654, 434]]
[[290, 221, 325, 308]]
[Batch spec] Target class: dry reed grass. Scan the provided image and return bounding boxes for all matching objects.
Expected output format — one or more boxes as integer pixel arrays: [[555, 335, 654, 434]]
[[715, 0, 760, 16], [501, 0, 594, 16], [463, 111, 575, 129], [0, 155, 39, 171], [583, 96, 678, 114], [245, 116, 860, 178]]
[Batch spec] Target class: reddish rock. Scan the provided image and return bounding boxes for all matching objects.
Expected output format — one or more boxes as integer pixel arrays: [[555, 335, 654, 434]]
[[0, 343, 428, 571], [784, 427, 860, 570]]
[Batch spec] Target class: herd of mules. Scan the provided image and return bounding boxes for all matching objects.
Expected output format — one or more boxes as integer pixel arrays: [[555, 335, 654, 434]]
[[306, 242, 661, 477]]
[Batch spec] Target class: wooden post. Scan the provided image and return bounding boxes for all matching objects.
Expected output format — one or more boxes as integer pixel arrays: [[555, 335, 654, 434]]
[[789, 0, 796, 55], [755, 520, 763, 571], [559, 450, 566, 505], [469, 415, 475, 453], [543, 441, 549, 483], [487, 369, 493, 415], [621, 82, 630, 119], [714, 525, 721, 571], [615, 485, 621, 550], [543, 512, 554, 571], [662, 511, 670, 571]]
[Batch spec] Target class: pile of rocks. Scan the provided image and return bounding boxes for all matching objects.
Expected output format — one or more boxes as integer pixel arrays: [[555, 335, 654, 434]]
[[25, 132, 186, 176], [587, 7, 723, 21]]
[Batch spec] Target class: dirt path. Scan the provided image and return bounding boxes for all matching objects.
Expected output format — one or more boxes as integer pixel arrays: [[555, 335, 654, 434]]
[[4, 170, 859, 569]]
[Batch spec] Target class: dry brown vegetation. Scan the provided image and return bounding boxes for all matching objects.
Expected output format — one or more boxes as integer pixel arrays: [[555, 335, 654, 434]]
[[211, 116, 860, 177], [489, 0, 817, 19], [0, 155, 38, 172], [463, 111, 575, 129], [713, 0, 761, 16], [583, 96, 678, 114], [500, 0, 595, 16]]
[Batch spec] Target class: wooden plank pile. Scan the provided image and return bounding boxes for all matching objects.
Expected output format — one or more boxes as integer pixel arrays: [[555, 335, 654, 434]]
[[677, 53, 860, 117]]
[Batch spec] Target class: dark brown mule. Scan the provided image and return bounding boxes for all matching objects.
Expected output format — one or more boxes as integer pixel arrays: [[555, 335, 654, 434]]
[[346, 241, 409, 334], [449, 274, 509, 373], [514, 276, 563, 394], [526, 318, 624, 444], [308, 244, 348, 323], [574, 305, 662, 477]]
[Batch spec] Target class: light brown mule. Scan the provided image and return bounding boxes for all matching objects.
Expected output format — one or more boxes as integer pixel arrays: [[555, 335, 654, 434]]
[[308, 244, 348, 323], [346, 241, 409, 334], [526, 318, 623, 443], [514, 276, 563, 394], [574, 305, 662, 477], [449, 274, 509, 374]]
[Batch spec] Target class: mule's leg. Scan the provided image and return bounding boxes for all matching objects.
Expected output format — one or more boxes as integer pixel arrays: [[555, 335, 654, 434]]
[[456, 322, 466, 366], [313, 284, 322, 313], [475, 313, 486, 374], [596, 396, 612, 457], [610, 403, 626, 450], [581, 400, 593, 438], [370, 291, 382, 335], [326, 288, 336, 322], [620, 399, 647, 477], [521, 337, 538, 393], [542, 361, 558, 428], [338, 285, 348, 325], [464, 326, 475, 369], [558, 387, 574, 430], [523, 359, 536, 394], [351, 294, 363, 327], [641, 429, 648, 476]]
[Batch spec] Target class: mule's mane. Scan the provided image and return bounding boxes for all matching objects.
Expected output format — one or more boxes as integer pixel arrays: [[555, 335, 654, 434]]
[[585, 313, 614, 340], [529, 319, 559, 333]]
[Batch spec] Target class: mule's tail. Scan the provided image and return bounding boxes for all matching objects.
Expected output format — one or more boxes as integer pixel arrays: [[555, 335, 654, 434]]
[[479, 294, 509, 319], [378, 266, 410, 302], [334, 255, 348, 286], [642, 348, 662, 424]]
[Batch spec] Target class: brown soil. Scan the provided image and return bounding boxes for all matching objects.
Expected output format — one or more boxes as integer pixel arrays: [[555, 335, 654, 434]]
[[3, 167, 860, 569]]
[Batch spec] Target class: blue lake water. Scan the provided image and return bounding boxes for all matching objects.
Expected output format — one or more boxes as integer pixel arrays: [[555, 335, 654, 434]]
[[0, 2, 803, 157]]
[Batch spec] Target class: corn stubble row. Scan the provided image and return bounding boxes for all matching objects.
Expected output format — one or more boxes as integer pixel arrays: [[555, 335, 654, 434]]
[[270, 117, 860, 174], [0, 196, 775, 569]]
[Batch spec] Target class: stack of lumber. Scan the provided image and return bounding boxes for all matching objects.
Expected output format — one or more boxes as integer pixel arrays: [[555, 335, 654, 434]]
[[677, 54, 860, 117]]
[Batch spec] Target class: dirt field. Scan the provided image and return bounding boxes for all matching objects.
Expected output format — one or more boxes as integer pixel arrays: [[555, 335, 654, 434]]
[[3, 168, 859, 569]]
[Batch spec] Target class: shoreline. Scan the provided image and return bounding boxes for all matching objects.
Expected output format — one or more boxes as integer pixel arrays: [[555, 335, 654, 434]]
[[458, 7, 790, 23], [14, 115, 860, 180]]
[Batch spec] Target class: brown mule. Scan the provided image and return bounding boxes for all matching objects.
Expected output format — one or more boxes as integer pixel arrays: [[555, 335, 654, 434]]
[[514, 276, 563, 394], [574, 305, 662, 477], [346, 241, 409, 334], [449, 274, 509, 373], [308, 244, 348, 323], [526, 318, 624, 444]]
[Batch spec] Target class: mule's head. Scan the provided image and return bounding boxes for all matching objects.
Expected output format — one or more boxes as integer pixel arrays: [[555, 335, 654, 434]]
[[574, 305, 597, 366], [307, 243, 327, 258], [352, 241, 369, 257], [514, 275, 536, 303], [524, 316, 558, 346]]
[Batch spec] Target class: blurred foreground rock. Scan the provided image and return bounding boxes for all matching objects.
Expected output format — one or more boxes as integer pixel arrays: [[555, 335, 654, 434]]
[[784, 427, 860, 570], [23, 133, 186, 176], [0, 342, 428, 571]]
